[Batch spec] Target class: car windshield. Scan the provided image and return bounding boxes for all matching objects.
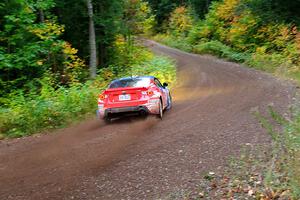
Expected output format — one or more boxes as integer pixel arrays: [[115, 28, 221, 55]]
[[109, 77, 150, 88]]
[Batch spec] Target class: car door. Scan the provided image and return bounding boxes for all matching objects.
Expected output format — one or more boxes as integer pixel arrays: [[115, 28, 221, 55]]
[[154, 78, 168, 108]]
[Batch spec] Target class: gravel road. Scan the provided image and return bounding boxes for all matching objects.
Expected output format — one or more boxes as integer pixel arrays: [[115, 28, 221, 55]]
[[0, 41, 295, 200]]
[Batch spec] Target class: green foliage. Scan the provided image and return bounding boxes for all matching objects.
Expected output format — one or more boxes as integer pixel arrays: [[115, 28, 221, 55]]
[[168, 6, 193, 37], [98, 41, 177, 86], [54, 0, 125, 67], [246, 51, 287, 73], [198, 0, 300, 72], [146, 0, 185, 31], [123, 0, 155, 36], [0, 81, 100, 137], [194, 40, 249, 62], [153, 34, 193, 52], [255, 108, 300, 198], [146, 0, 216, 32], [0, 0, 88, 96], [131, 56, 176, 85], [109, 35, 154, 69], [0, 43, 176, 138], [153, 0, 300, 83], [286, 112, 300, 198], [243, 0, 300, 25]]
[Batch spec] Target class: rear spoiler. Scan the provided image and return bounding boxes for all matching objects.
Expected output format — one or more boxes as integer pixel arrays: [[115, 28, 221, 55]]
[[104, 86, 148, 93]]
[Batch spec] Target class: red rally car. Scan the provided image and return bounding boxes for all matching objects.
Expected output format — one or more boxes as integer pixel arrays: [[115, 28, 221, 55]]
[[97, 76, 172, 122]]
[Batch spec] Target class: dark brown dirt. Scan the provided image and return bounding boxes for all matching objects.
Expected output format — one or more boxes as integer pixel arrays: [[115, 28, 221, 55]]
[[0, 41, 295, 200]]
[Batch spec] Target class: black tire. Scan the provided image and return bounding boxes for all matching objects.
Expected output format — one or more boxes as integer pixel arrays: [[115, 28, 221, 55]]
[[157, 100, 163, 119], [103, 116, 111, 124], [166, 92, 172, 110]]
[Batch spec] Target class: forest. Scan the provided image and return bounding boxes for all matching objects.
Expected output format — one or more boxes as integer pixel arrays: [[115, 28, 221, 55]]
[[1, 0, 300, 198]]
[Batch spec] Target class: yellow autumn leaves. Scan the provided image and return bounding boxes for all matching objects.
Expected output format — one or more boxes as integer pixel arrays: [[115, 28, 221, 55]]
[[29, 21, 64, 40], [169, 6, 193, 37], [29, 20, 86, 84]]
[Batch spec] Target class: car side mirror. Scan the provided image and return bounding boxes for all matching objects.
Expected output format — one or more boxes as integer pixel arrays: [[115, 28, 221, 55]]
[[163, 82, 168, 88]]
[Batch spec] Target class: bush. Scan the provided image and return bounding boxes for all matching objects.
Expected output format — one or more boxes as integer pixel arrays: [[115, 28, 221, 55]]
[[131, 56, 176, 85], [194, 40, 230, 56], [168, 6, 193, 38], [246, 51, 287, 73], [112, 35, 154, 67], [0, 82, 101, 138], [194, 40, 249, 62], [153, 34, 193, 52]]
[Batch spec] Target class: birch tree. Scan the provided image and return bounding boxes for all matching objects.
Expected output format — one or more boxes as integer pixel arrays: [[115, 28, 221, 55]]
[[87, 0, 97, 78]]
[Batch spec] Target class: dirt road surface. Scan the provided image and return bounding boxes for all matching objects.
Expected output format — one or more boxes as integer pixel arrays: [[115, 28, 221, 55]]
[[0, 41, 295, 200]]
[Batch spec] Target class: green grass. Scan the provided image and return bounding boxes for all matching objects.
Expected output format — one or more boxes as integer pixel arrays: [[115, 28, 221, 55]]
[[254, 107, 300, 199], [283, 111, 300, 198]]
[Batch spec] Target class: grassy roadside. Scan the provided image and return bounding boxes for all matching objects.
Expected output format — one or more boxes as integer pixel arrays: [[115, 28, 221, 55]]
[[0, 46, 176, 139]]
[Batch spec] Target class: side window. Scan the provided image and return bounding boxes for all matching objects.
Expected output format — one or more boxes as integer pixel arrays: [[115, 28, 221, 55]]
[[154, 79, 163, 88]]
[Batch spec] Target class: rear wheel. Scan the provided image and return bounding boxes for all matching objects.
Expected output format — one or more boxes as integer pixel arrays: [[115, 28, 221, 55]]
[[166, 92, 172, 110], [139, 109, 148, 119], [157, 100, 163, 119], [103, 116, 111, 124]]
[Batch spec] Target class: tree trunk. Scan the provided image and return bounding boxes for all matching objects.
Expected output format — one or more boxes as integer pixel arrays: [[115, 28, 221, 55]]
[[206, 0, 211, 12], [98, 42, 106, 67], [87, 0, 97, 78], [39, 9, 45, 23]]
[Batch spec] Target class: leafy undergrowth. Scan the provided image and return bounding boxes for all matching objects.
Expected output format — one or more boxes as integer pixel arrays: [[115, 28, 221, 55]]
[[0, 45, 176, 138], [0, 82, 101, 138], [153, 34, 193, 53]]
